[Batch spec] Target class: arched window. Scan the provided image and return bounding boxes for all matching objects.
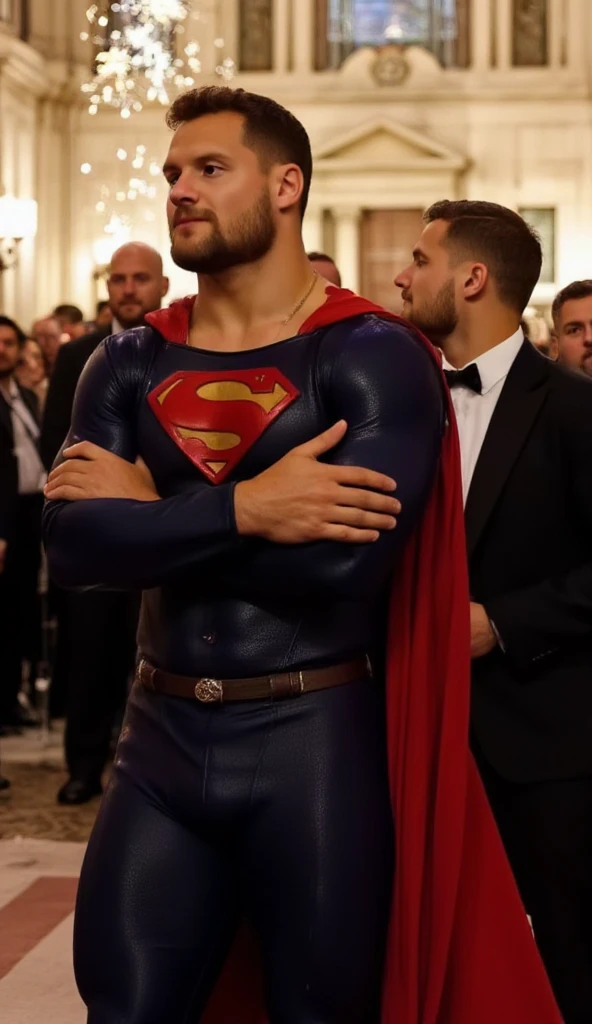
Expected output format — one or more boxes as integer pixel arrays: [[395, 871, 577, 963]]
[[316, 0, 470, 71], [512, 0, 548, 66]]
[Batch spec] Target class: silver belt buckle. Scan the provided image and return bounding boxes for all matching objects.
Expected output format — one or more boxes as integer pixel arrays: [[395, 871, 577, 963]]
[[194, 678, 223, 703]]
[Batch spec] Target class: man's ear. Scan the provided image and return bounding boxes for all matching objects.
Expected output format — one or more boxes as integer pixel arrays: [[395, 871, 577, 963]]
[[161, 277, 170, 298], [275, 164, 304, 214], [463, 262, 489, 301]]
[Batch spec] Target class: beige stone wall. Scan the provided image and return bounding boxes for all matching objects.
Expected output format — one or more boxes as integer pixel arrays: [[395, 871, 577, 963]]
[[1, 0, 592, 322]]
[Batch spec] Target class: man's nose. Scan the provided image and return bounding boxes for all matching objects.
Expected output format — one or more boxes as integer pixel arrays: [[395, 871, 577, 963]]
[[169, 173, 201, 206], [584, 324, 592, 345], [394, 266, 411, 289]]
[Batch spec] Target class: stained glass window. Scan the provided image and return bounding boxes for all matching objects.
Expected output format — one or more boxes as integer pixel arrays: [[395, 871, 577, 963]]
[[318, 0, 469, 71]]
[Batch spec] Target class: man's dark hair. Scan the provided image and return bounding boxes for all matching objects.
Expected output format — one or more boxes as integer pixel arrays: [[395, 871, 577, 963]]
[[307, 251, 335, 264], [424, 200, 542, 314], [0, 314, 26, 347], [96, 299, 110, 316], [53, 303, 84, 324], [166, 86, 313, 219], [551, 280, 592, 327]]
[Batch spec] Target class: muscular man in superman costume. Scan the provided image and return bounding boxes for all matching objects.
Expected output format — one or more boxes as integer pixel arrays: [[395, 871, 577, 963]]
[[43, 88, 561, 1024]]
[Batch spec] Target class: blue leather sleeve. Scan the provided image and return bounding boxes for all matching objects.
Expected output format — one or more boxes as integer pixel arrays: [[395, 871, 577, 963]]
[[42, 334, 239, 590], [217, 319, 444, 599]]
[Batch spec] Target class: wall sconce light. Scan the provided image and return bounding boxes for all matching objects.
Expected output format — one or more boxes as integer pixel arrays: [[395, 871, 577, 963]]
[[0, 192, 38, 272]]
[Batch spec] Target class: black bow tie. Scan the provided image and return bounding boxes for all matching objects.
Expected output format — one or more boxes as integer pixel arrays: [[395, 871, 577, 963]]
[[444, 364, 482, 394]]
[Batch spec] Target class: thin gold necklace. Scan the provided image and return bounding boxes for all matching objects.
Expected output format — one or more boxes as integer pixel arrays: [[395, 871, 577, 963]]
[[271, 271, 319, 343]]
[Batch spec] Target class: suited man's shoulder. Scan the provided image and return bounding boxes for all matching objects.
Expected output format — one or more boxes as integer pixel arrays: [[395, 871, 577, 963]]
[[545, 353, 592, 404]]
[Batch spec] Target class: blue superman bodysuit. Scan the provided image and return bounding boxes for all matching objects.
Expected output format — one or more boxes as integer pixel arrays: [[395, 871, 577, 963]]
[[43, 288, 441, 1024]]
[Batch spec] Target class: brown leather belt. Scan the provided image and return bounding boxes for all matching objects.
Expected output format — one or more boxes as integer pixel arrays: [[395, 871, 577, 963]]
[[137, 656, 370, 704]]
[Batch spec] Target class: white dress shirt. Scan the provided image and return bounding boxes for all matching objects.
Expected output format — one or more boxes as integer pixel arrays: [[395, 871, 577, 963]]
[[3, 379, 46, 495], [443, 328, 524, 506]]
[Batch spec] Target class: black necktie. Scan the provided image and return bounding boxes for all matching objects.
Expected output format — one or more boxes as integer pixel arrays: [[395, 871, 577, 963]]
[[444, 364, 482, 394]]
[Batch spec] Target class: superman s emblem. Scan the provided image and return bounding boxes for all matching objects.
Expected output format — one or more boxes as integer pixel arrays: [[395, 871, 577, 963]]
[[148, 369, 300, 483]]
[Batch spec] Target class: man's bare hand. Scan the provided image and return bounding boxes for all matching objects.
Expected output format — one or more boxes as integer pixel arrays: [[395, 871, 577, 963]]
[[470, 602, 497, 659], [234, 420, 400, 544], [44, 442, 160, 503], [0, 539, 7, 574]]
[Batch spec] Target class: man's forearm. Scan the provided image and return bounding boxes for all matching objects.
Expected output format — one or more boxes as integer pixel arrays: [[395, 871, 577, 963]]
[[43, 488, 240, 591]]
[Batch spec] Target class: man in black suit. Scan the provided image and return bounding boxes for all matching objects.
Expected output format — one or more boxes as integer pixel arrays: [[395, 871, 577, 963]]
[[41, 242, 169, 804], [0, 315, 46, 731], [395, 200, 592, 1024], [551, 279, 592, 378]]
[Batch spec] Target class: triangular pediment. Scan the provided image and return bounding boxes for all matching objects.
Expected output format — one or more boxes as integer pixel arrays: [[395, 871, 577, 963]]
[[314, 117, 467, 171]]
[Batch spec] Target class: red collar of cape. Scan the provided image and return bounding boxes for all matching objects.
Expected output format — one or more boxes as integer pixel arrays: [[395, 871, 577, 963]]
[[147, 289, 561, 1024]]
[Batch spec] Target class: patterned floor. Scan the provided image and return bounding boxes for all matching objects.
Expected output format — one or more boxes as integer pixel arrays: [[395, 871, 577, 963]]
[[0, 726, 98, 1022], [0, 838, 85, 1023]]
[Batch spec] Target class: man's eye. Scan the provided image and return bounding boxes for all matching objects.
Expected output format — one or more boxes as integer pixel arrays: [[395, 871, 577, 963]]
[[166, 175, 179, 187], [203, 164, 222, 177]]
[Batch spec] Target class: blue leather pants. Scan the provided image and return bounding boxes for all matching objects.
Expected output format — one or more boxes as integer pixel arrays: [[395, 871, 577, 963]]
[[74, 679, 394, 1023]]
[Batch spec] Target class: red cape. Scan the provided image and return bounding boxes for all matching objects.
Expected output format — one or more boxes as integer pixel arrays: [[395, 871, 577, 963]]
[[147, 290, 562, 1023]]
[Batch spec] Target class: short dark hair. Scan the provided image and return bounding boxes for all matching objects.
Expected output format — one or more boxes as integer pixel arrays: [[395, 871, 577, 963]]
[[0, 314, 26, 347], [53, 304, 84, 324], [307, 252, 335, 264], [166, 86, 313, 219], [424, 200, 542, 314], [96, 300, 110, 316], [551, 280, 592, 326]]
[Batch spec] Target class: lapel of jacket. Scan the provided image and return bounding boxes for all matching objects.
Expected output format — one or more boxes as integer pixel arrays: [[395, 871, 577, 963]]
[[18, 384, 40, 427], [0, 386, 13, 443], [465, 341, 550, 560]]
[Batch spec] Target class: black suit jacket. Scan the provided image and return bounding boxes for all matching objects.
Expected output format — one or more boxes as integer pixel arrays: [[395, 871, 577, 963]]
[[468, 341, 592, 783], [40, 324, 112, 471], [0, 382, 40, 540]]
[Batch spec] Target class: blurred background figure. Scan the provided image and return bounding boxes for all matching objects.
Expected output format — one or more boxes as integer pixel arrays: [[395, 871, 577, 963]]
[[40, 241, 169, 806], [0, 316, 46, 734], [52, 304, 87, 342], [307, 251, 342, 287], [551, 280, 592, 377], [31, 316, 64, 379], [16, 338, 49, 412], [95, 300, 112, 327]]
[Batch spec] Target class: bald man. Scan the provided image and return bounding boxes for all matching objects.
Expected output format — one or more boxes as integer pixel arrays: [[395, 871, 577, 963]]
[[40, 243, 169, 805], [41, 243, 169, 469]]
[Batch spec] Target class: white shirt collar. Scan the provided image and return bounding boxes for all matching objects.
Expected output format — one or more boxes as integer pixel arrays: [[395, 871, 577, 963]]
[[111, 316, 124, 334], [442, 327, 524, 395]]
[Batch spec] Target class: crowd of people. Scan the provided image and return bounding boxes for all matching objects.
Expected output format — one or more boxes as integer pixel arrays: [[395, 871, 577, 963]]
[[1, 84, 592, 1024]]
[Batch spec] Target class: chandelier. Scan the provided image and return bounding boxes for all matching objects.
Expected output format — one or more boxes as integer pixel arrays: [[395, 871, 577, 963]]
[[81, 1, 234, 119]]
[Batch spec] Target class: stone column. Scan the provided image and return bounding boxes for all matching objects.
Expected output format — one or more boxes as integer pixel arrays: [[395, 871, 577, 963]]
[[274, 0, 290, 73], [496, 0, 512, 69], [292, 0, 313, 74], [334, 207, 360, 294], [471, 0, 492, 70]]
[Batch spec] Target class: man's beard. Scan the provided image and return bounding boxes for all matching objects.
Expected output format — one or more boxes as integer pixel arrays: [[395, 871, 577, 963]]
[[404, 278, 458, 343], [581, 354, 592, 378], [0, 365, 14, 380], [115, 306, 148, 331], [170, 189, 276, 274]]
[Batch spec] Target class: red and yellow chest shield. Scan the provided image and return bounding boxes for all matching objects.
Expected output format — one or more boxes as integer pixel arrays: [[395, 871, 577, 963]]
[[148, 368, 300, 484]]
